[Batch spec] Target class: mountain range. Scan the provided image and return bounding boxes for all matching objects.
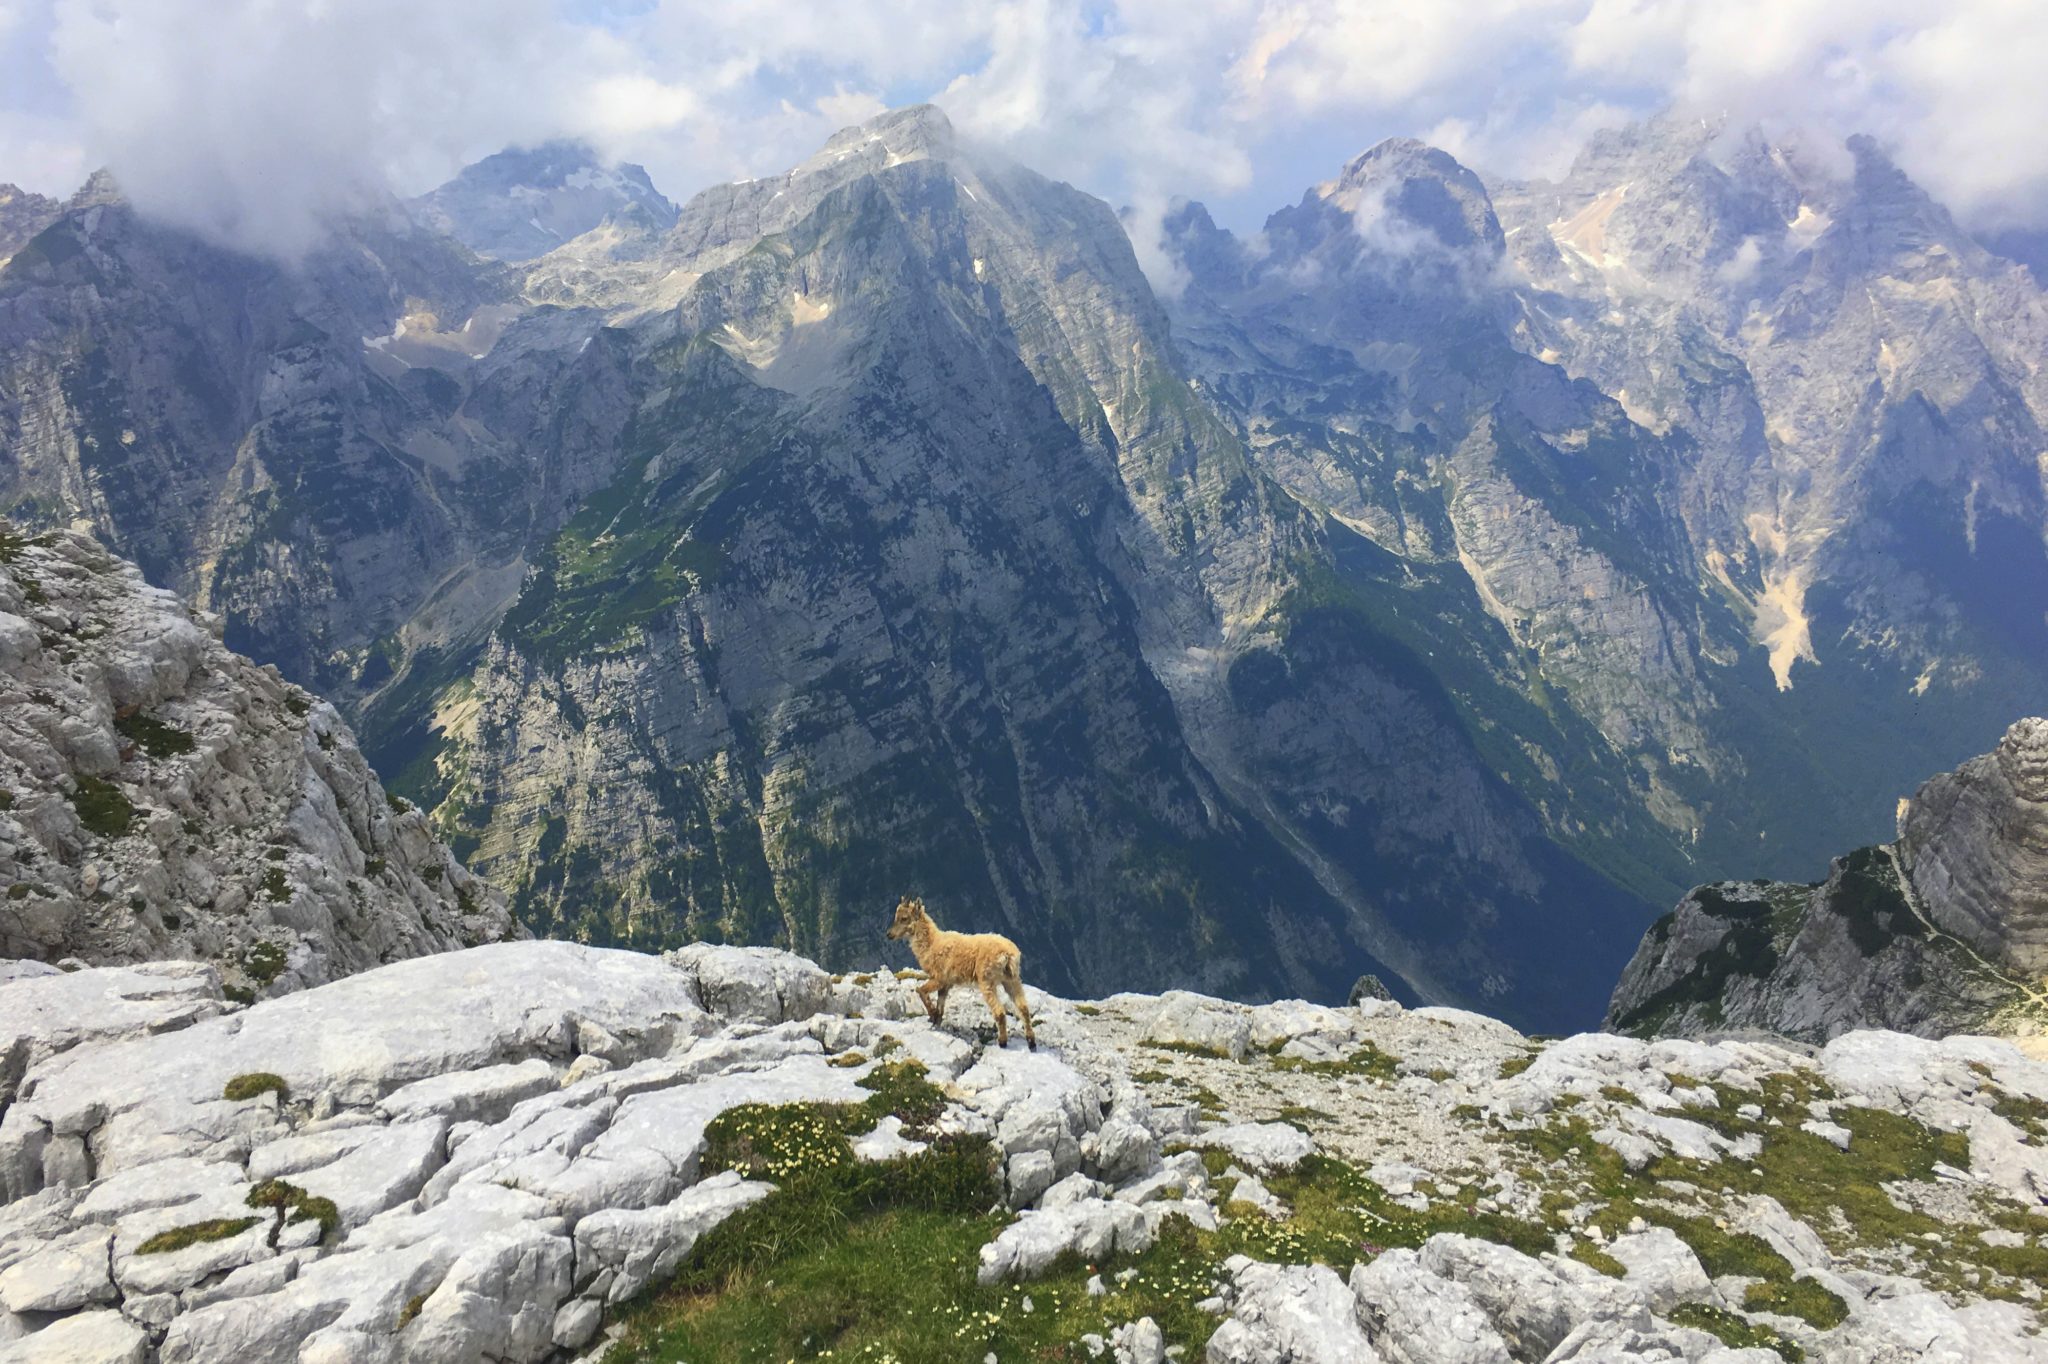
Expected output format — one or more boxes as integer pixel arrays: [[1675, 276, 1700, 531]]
[[3, 108, 2045, 1031]]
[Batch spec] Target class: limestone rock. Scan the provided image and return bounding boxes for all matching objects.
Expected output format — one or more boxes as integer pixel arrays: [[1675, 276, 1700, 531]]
[[1603, 1227, 1715, 1314], [664, 945, 830, 1026], [1206, 1258, 1381, 1363], [1144, 993, 1253, 1061], [1611, 720, 2048, 1046], [1198, 1123, 1314, 1173], [1350, 1250, 1511, 1363], [0, 525, 518, 995], [572, 1169, 772, 1303], [0, 1310, 145, 1363], [976, 1199, 1151, 1285], [1899, 718, 2048, 977]]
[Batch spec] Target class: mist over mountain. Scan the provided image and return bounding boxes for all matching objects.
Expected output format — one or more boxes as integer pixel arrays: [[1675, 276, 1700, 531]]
[[2, 104, 2045, 1034]]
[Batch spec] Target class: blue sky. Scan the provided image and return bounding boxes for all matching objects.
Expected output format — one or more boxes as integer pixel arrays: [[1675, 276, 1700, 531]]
[[2, 0, 2044, 268]]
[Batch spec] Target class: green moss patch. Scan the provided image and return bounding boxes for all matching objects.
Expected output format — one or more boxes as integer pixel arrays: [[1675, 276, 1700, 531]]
[[222, 1072, 289, 1103], [136, 1217, 260, 1255], [1670, 1304, 1804, 1361], [243, 940, 288, 984], [68, 775, 134, 838], [1268, 1041, 1400, 1082], [116, 710, 195, 759]]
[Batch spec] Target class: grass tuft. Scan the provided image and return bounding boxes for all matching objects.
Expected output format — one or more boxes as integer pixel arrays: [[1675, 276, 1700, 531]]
[[222, 1072, 289, 1103], [136, 1217, 260, 1255]]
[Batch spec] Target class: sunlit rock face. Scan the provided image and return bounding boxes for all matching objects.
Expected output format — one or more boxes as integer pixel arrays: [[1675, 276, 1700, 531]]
[[0, 522, 518, 997], [1611, 718, 2048, 1049], [1900, 717, 2048, 977]]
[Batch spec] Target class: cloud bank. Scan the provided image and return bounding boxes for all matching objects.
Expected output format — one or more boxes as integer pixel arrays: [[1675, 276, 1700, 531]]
[[0, 0, 2042, 261]]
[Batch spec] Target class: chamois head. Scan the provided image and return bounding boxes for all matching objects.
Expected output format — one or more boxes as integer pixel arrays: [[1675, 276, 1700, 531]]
[[886, 895, 926, 941]]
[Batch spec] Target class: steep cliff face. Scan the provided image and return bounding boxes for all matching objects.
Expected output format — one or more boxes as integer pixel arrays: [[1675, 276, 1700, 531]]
[[420, 109, 1643, 1025], [1173, 123, 2048, 913], [1167, 140, 1806, 901], [1900, 717, 2048, 976], [0, 171, 645, 696], [1609, 718, 2048, 1045], [1495, 115, 2048, 758], [0, 521, 518, 998]]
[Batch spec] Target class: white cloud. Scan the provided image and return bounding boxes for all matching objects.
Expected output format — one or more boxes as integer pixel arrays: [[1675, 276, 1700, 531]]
[[0, 0, 2041, 263]]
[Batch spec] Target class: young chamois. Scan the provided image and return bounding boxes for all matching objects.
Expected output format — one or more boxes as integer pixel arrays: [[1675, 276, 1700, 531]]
[[885, 896, 1036, 1050]]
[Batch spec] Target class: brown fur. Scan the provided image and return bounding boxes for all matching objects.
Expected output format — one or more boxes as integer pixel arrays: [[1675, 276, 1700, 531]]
[[885, 896, 1036, 1050]]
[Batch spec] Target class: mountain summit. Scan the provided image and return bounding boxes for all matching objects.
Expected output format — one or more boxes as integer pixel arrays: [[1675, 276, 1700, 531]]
[[409, 140, 678, 261]]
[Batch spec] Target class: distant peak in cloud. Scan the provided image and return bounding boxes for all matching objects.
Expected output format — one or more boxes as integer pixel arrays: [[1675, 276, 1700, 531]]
[[411, 140, 679, 264], [5, 0, 2042, 265]]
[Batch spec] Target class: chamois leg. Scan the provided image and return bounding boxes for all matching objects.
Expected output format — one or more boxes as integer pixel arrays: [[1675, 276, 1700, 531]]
[[917, 979, 945, 1024], [1002, 970, 1036, 1051], [977, 977, 1010, 1048]]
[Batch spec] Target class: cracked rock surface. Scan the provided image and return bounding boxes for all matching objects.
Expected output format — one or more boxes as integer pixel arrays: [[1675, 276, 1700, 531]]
[[0, 943, 2042, 1361]]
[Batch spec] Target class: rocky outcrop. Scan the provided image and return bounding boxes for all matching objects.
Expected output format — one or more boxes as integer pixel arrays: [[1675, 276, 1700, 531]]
[[0, 522, 517, 996], [1900, 717, 2048, 976], [2, 942, 2043, 1360], [0, 185, 59, 266], [1609, 719, 2048, 1048]]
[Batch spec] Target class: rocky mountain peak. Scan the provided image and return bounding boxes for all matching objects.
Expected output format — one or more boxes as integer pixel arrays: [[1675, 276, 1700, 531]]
[[1998, 717, 2048, 800], [806, 102, 956, 169], [1304, 137, 1505, 265], [409, 140, 678, 262], [66, 168, 125, 210]]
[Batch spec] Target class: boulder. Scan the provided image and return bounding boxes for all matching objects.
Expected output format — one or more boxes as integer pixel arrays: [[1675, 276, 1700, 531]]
[[573, 1169, 773, 1304], [1008, 1150, 1059, 1208], [1143, 992, 1252, 1061], [1111, 1316, 1165, 1364], [0, 1310, 146, 1363], [1206, 1258, 1381, 1363], [851, 1115, 928, 1163], [0, 1228, 113, 1312], [976, 1199, 1151, 1284], [1349, 976, 1394, 1006], [1248, 1001, 1359, 1053], [1413, 1236, 1578, 1359], [1604, 1227, 1715, 1313], [1198, 1123, 1313, 1173], [1350, 1250, 1511, 1363], [1086, 1116, 1161, 1186], [665, 945, 830, 1025], [955, 1048, 1104, 1184], [1815, 1291, 2046, 1363]]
